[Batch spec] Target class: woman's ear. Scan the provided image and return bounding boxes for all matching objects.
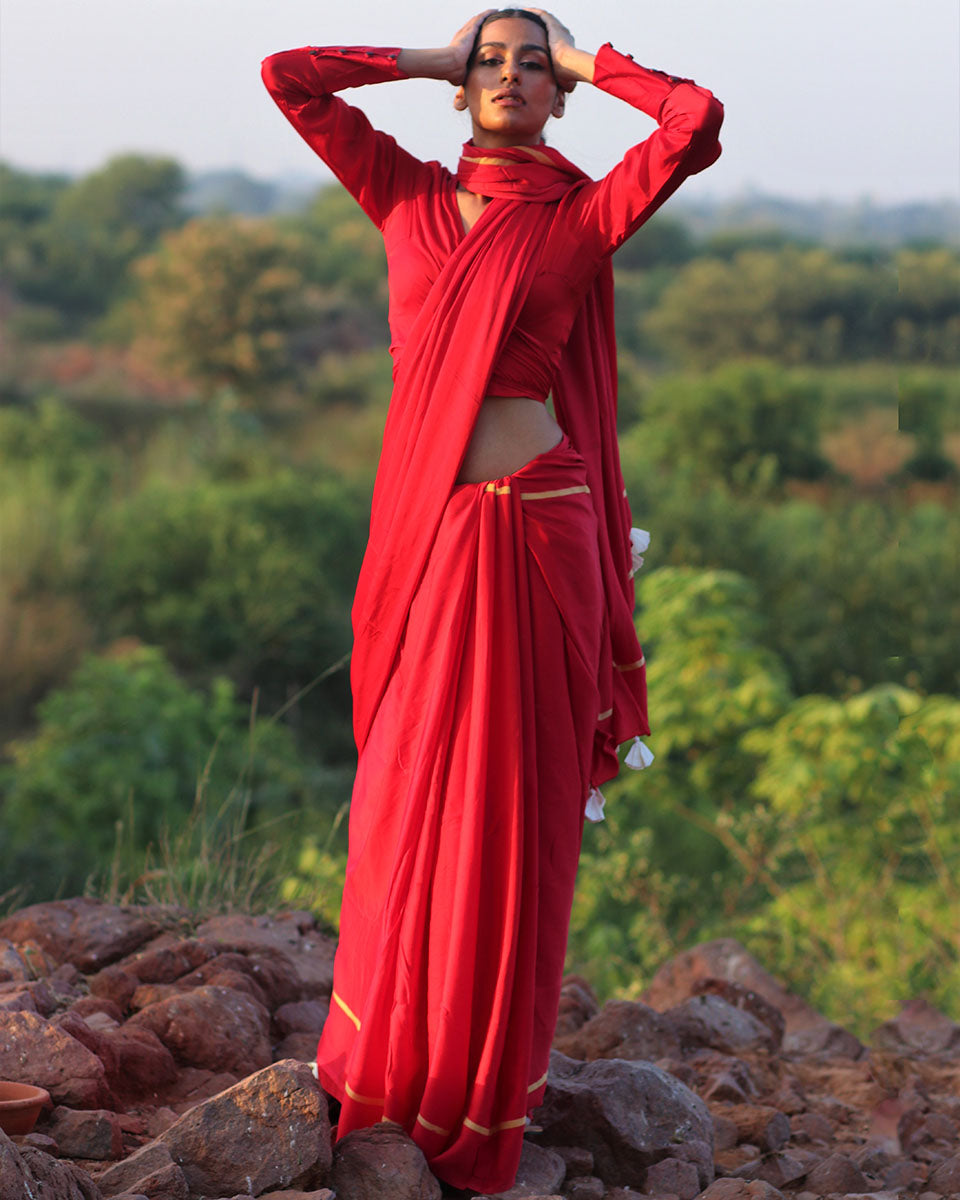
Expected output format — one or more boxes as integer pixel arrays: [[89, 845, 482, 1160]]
[[453, 86, 469, 111], [551, 89, 566, 119]]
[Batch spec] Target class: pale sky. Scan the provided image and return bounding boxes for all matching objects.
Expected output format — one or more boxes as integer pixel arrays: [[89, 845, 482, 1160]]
[[1, 0, 958, 204]]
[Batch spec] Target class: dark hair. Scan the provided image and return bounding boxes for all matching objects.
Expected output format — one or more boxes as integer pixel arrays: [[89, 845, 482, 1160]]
[[465, 9, 552, 74]]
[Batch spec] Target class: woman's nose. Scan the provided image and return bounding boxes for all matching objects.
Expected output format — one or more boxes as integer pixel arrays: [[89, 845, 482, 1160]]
[[500, 59, 520, 82]]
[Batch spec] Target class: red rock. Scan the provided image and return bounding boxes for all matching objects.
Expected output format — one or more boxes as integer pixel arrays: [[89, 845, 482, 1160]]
[[0, 941, 32, 982], [551, 1144, 593, 1176], [690, 979, 785, 1052], [157, 1067, 241, 1112], [0, 1009, 109, 1108], [803, 1151, 869, 1193], [698, 1181, 787, 1198], [70, 997, 126, 1025], [259, 1191, 335, 1200], [130, 984, 179, 1011], [665, 994, 778, 1058], [928, 1151, 960, 1192], [553, 975, 600, 1038], [117, 1160, 188, 1199], [328, 1121, 441, 1199], [712, 1113, 739, 1151], [1, 1127, 104, 1199], [55, 1011, 121, 1086], [640, 939, 862, 1059], [789, 1111, 834, 1144], [882, 1158, 924, 1191], [274, 1032, 321, 1063], [480, 1141, 566, 1198], [156, 1059, 331, 1197], [687, 1051, 759, 1105], [534, 1051, 713, 1191], [710, 1104, 790, 1152], [192, 913, 336, 1000], [44, 1107, 124, 1160], [127, 985, 271, 1074], [0, 899, 168, 973], [552, 999, 681, 1062], [126, 940, 219, 985], [88, 966, 139, 1014], [183, 965, 269, 1008], [727, 1150, 808, 1188], [644, 1157, 701, 1199], [100, 1026, 179, 1105], [564, 1176, 604, 1200], [274, 1000, 330, 1037], [871, 996, 960, 1057], [96, 1141, 177, 1196], [0, 978, 58, 1016]]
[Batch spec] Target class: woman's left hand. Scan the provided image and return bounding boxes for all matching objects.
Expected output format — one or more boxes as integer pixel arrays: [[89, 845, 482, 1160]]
[[526, 9, 580, 91]]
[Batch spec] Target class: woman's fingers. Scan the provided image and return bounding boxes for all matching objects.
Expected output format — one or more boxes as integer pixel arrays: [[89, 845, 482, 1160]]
[[446, 9, 498, 82], [524, 8, 579, 87]]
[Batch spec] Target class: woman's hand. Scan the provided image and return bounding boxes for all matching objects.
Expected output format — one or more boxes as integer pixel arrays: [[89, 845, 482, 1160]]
[[526, 9, 592, 89], [445, 10, 498, 84]]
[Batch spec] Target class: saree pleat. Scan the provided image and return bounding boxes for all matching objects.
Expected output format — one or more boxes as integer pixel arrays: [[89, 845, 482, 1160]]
[[317, 437, 603, 1192]]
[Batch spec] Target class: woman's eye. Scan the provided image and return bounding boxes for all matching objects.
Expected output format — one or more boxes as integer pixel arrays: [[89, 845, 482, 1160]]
[[478, 57, 503, 67], [522, 61, 545, 70]]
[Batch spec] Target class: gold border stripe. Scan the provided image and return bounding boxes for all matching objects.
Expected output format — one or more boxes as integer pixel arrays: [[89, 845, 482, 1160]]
[[519, 485, 591, 500], [597, 708, 613, 721], [332, 989, 361, 1031], [464, 1115, 528, 1136], [527, 1070, 549, 1092], [345, 1080, 384, 1107], [484, 482, 512, 494], [615, 655, 646, 672], [417, 1113, 451, 1135]]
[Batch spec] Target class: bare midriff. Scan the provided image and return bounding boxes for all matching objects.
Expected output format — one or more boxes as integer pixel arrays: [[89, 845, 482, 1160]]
[[456, 395, 563, 484]]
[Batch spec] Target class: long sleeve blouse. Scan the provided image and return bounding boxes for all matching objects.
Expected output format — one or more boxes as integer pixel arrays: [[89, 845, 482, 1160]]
[[261, 44, 723, 398]]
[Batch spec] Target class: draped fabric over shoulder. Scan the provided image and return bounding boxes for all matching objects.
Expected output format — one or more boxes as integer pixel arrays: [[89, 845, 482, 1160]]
[[260, 40, 723, 1194]]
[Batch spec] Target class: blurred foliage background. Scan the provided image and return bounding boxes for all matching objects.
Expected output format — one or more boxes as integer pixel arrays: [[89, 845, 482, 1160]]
[[1, 155, 957, 1036]]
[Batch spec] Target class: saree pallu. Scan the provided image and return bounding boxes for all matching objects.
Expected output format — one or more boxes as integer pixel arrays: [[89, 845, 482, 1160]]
[[316, 435, 603, 1193]]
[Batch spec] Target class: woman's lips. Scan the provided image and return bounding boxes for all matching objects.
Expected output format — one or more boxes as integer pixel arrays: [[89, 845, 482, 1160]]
[[493, 91, 524, 106]]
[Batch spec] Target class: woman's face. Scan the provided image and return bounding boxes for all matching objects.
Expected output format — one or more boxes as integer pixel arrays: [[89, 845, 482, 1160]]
[[459, 17, 563, 148]]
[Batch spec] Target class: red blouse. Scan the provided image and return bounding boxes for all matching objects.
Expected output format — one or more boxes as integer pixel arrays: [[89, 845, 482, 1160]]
[[261, 44, 723, 400]]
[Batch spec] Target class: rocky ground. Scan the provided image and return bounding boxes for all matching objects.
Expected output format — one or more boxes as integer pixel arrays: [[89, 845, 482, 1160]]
[[0, 898, 958, 1200]]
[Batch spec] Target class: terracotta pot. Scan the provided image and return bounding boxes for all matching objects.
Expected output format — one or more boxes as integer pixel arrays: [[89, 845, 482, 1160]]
[[0, 1081, 51, 1135]]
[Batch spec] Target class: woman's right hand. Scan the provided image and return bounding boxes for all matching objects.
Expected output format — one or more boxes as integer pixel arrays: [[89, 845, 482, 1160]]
[[445, 10, 497, 84]]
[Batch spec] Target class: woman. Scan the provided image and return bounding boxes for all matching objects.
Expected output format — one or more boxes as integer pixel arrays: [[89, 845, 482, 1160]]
[[262, 10, 722, 1193]]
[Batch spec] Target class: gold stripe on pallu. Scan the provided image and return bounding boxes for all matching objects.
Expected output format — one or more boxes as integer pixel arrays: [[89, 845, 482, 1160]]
[[482, 484, 591, 500], [520, 485, 590, 500], [597, 708, 613, 721], [345, 1080, 384, 1107], [527, 1070, 548, 1092], [332, 989, 361, 1031], [468, 146, 554, 168], [464, 1114, 528, 1136], [417, 1113, 452, 1136], [615, 655, 646, 672]]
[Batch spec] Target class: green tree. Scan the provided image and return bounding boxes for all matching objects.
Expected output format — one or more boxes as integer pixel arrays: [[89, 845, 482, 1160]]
[[11, 155, 186, 320], [121, 216, 330, 400], [620, 361, 829, 493], [643, 247, 897, 365]]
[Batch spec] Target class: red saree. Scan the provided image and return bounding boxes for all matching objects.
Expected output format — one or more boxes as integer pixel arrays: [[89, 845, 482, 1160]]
[[320, 147, 643, 1193], [261, 40, 723, 1194]]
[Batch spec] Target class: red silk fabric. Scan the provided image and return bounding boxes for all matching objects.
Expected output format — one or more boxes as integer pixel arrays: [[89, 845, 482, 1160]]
[[317, 437, 603, 1191]]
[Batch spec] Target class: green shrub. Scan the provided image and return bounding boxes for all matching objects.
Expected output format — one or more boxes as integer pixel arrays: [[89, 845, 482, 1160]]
[[0, 644, 310, 901]]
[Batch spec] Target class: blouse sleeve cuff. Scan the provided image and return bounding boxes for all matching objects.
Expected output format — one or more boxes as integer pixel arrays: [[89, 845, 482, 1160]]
[[306, 46, 409, 84], [592, 42, 687, 119]]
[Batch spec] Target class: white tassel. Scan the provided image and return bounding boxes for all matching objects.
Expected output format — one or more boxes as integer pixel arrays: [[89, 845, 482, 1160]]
[[625, 736, 655, 770], [584, 787, 606, 823], [629, 527, 650, 577]]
